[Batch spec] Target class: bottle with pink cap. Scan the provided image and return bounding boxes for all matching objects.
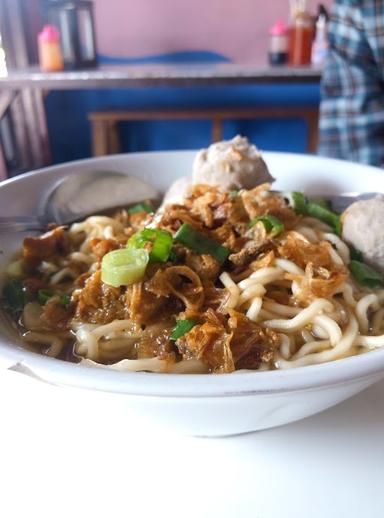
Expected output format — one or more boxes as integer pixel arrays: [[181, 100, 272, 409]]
[[268, 20, 289, 65], [38, 25, 64, 72]]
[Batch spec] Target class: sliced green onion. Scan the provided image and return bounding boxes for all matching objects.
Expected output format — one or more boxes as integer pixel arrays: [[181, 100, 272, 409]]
[[128, 202, 153, 215], [174, 223, 230, 264], [37, 289, 54, 305], [312, 197, 332, 210], [168, 250, 178, 263], [349, 260, 384, 288], [291, 192, 308, 215], [101, 248, 149, 288], [290, 192, 341, 235], [171, 319, 197, 341], [3, 279, 27, 314], [128, 228, 173, 263], [306, 201, 342, 236], [6, 259, 24, 278], [249, 215, 284, 236], [38, 289, 71, 307], [59, 294, 71, 307], [350, 248, 364, 262], [229, 190, 238, 200]]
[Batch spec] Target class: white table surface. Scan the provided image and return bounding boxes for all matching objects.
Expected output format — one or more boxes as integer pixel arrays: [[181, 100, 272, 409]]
[[1, 369, 383, 518]]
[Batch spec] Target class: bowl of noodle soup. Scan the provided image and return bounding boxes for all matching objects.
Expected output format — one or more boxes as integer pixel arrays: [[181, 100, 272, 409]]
[[1, 149, 384, 436]]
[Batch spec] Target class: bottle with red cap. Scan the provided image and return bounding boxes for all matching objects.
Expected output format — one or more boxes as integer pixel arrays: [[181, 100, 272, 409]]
[[289, 0, 315, 66], [38, 25, 64, 72], [269, 21, 289, 66]]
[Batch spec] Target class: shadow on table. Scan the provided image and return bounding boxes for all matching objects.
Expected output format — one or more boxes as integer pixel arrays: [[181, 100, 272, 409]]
[[228, 378, 384, 449]]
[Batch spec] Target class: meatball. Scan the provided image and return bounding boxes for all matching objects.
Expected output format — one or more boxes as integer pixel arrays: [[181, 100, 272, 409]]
[[342, 195, 384, 271], [159, 176, 190, 211], [192, 135, 274, 190]]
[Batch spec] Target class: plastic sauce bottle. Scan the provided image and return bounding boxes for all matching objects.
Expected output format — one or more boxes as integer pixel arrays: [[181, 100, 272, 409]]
[[289, 11, 315, 66], [311, 12, 328, 65], [268, 21, 289, 65], [38, 25, 64, 72]]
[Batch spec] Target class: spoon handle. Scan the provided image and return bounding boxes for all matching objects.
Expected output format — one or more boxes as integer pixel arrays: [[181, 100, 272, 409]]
[[0, 216, 44, 233]]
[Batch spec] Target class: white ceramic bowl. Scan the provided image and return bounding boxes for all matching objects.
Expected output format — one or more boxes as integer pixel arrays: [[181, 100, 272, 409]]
[[1, 151, 384, 437]]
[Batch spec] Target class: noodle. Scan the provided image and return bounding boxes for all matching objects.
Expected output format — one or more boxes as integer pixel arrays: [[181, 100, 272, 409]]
[[81, 357, 208, 373], [294, 226, 318, 242], [274, 258, 304, 275], [321, 232, 350, 265], [263, 301, 301, 317], [339, 283, 358, 307], [276, 312, 358, 368], [238, 284, 266, 306], [264, 299, 334, 332], [355, 294, 380, 334], [312, 315, 342, 346], [248, 267, 285, 285], [4, 180, 384, 374], [49, 267, 78, 284], [372, 308, 384, 335], [23, 331, 65, 358], [75, 320, 142, 361], [278, 333, 293, 360], [355, 334, 384, 349], [246, 297, 263, 322], [219, 272, 240, 309], [292, 339, 330, 359]]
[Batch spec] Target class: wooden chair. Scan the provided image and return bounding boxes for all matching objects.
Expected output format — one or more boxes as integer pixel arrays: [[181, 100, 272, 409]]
[[88, 106, 319, 156]]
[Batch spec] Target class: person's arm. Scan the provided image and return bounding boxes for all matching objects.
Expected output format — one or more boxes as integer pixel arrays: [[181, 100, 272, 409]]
[[318, 0, 384, 166]]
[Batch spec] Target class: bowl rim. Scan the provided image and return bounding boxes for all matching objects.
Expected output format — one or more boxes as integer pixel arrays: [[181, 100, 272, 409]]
[[2, 337, 384, 397], [2, 150, 384, 398]]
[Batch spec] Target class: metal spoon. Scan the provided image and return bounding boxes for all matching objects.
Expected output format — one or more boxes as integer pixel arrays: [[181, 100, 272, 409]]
[[0, 171, 160, 233], [0, 168, 380, 233]]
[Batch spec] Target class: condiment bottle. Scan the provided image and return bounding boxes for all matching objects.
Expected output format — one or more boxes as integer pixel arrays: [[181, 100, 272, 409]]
[[268, 21, 289, 66], [289, 10, 315, 65], [38, 25, 64, 72], [47, 1, 98, 70], [311, 8, 329, 66]]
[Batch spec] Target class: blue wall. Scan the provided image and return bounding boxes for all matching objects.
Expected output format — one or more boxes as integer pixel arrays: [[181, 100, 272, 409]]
[[45, 83, 320, 164], [44, 53, 320, 163]]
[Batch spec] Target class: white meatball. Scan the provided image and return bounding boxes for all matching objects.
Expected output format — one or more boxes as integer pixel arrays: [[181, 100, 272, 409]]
[[160, 176, 190, 208], [192, 135, 274, 190], [342, 195, 384, 271]]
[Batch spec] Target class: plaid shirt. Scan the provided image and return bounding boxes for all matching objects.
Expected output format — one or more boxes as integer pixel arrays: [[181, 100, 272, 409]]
[[318, 0, 384, 166]]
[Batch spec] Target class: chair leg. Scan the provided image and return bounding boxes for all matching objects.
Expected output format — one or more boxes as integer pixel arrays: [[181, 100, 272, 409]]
[[108, 121, 121, 155], [305, 109, 319, 154], [212, 118, 223, 142], [92, 120, 109, 156]]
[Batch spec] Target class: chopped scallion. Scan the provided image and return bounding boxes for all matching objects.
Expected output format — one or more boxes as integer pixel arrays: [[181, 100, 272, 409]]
[[128, 228, 173, 263], [6, 259, 24, 278], [3, 279, 27, 315], [349, 260, 384, 288], [312, 197, 332, 210], [101, 248, 149, 287], [291, 192, 308, 215], [37, 289, 54, 305], [174, 223, 230, 264], [350, 248, 364, 262], [249, 214, 284, 236], [306, 201, 342, 236], [59, 294, 71, 307], [128, 202, 153, 215], [171, 319, 198, 341], [290, 191, 341, 235], [38, 289, 71, 307]]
